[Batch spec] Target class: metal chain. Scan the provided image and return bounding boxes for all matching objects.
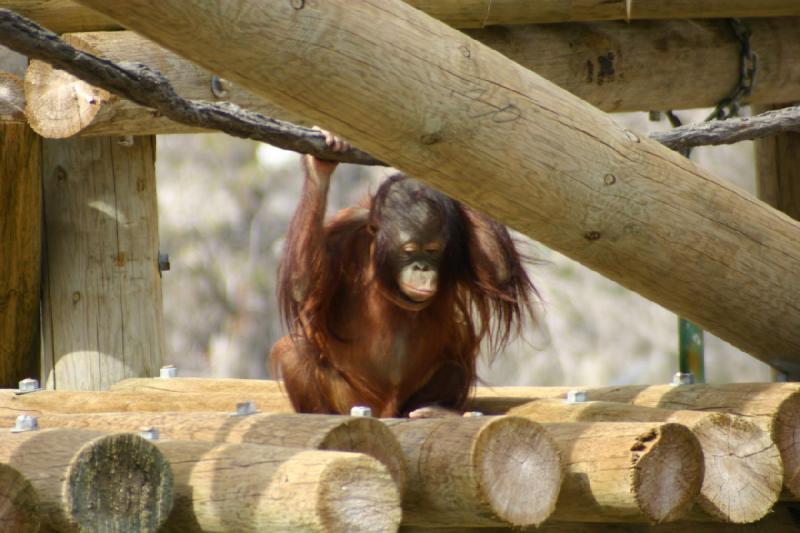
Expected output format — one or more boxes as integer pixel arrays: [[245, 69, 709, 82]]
[[706, 18, 759, 121]]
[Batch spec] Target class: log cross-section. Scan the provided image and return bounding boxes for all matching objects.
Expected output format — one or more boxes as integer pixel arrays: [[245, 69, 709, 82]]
[[72, 0, 800, 372]]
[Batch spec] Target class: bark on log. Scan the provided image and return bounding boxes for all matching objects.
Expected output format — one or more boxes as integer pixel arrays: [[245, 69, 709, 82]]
[[472, 384, 800, 499], [0, 389, 294, 413], [40, 135, 164, 389], [0, 410, 407, 492], [544, 422, 703, 523], [8, 0, 800, 32], [155, 440, 401, 533], [70, 0, 800, 375], [0, 463, 40, 533], [24, 31, 306, 137], [0, 72, 25, 122], [0, 428, 172, 531], [0, 122, 40, 388], [384, 416, 563, 528], [502, 398, 781, 523]]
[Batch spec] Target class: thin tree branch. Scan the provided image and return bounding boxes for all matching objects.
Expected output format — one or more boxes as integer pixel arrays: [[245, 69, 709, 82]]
[[650, 105, 800, 150], [0, 8, 385, 165]]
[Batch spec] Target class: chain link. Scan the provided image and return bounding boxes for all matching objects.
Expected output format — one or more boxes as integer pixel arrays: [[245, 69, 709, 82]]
[[706, 18, 759, 121]]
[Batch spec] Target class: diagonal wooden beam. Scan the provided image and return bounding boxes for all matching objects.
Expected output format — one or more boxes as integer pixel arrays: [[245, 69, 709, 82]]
[[72, 0, 800, 373]]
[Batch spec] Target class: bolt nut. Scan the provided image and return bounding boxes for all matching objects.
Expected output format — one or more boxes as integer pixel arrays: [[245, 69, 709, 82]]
[[566, 390, 588, 403], [159, 365, 177, 379], [158, 253, 170, 273], [210, 75, 231, 99], [350, 405, 373, 417], [18, 378, 40, 392], [234, 401, 257, 416], [672, 372, 695, 386], [11, 415, 38, 433], [139, 427, 160, 440]]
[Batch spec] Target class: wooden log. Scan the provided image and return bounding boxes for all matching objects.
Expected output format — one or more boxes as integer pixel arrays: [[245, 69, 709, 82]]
[[472, 384, 800, 499], [155, 440, 401, 533], [0, 463, 40, 533], [0, 389, 294, 413], [24, 31, 306, 138], [0, 72, 25, 122], [22, 21, 800, 138], [755, 103, 800, 222], [2, 410, 407, 492], [71, 0, 800, 375], [9, 0, 800, 32], [0, 122, 40, 388], [384, 416, 563, 527], [111, 376, 284, 394], [502, 398, 781, 523], [544, 422, 703, 523], [41, 135, 164, 389], [0, 428, 172, 531]]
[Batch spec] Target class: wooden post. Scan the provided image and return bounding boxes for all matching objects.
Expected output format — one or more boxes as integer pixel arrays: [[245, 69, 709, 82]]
[[491, 398, 781, 523], [0, 411, 407, 492], [40, 135, 163, 389], [384, 416, 563, 528], [472, 384, 800, 499], [0, 463, 40, 533], [10, 0, 800, 30], [0, 122, 40, 388], [0, 428, 173, 532], [72, 0, 800, 375], [544, 422, 703, 523], [155, 440, 401, 533], [754, 103, 800, 227]]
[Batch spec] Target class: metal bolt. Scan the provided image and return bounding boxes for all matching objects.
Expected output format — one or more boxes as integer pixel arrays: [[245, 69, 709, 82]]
[[117, 136, 134, 147], [233, 401, 257, 416], [672, 372, 695, 386], [463, 411, 484, 417], [603, 173, 617, 185], [11, 415, 38, 433], [139, 427, 159, 440], [350, 405, 372, 417], [158, 253, 170, 273], [159, 365, 177, 379], [18, 378, 40, 393], [210, 76, 231, 99], [566, 390, 588, 403]]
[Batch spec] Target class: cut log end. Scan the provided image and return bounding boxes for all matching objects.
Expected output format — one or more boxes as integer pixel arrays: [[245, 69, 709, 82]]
[[0, 464, 40, 533], [692, 412, 782, 523], [317, 416, 407, 493], [25, 35, 111, 139], [774, 390, 800, 499], [631, 422, 703, 523], [317, 453, 402, 533], [473, 416, 563, 526], [65, 433, 173, 531]]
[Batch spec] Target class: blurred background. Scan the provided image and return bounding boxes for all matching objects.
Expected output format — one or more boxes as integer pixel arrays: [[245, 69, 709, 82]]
[[155, 109, 773, 386]]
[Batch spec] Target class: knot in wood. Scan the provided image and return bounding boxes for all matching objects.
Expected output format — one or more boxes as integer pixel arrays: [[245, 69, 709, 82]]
[[603, 173, 616, 185], [584, 231, 601, 241], [290, 0, 305, 9]]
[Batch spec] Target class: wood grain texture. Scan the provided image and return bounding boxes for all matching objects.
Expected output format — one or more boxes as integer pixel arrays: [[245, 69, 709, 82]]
[[154, 440, 401, 533], [0, 463, 40, 533], [472, 384, 800, 499], [71, 0, 800, 374], [8, 0, 800, 31], [384, 416, 563, 528], [0, 123, 40, 388], [0, 72, 25, 122], [110, 376, 285, 394], [0, 411, 407, 493], [544, 422, 703, 523], [0, 428, 172, 532], [755, 103, 800, 221], [41, 135, 163, 389], [24, 30, 306, 137], [495, 398, 781, 523]]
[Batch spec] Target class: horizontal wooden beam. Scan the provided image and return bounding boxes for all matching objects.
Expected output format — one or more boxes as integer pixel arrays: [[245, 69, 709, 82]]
[[7, 0, 800, 33], [72, 0, 800, 376]]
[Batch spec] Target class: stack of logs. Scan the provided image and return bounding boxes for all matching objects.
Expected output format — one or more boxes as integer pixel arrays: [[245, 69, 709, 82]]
[[2, 378, 798, 531]]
